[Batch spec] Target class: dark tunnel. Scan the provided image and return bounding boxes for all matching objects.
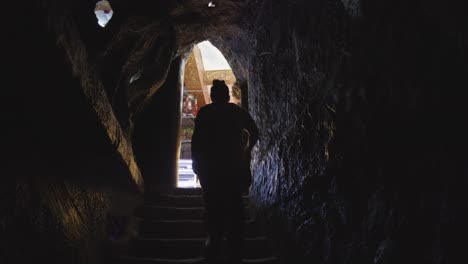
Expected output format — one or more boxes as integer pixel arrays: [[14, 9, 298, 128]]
[[5, 0, 468, 263]]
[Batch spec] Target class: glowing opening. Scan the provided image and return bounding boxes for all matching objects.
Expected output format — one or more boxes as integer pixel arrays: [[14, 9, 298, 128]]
[[197, 41, 232, 71], [177, 41, 239, 188], [95, 1, 113, 27]]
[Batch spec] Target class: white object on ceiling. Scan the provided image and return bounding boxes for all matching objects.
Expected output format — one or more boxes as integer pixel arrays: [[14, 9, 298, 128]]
[[95, 1, 113, 27]]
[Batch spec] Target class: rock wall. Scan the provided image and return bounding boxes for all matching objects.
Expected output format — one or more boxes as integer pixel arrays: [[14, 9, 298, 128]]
[[14, 182, 111, 264], [7, 1, 144, 263], [132, 57, 183, 190], [5, 0, 468, 263], [248, 0, 468, 263]]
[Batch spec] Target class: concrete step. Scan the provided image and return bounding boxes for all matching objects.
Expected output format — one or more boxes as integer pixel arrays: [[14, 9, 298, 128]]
[[168, 188, 203, 196], [107, 189, 273, 264], [130, 237, 272, 259], [110, 256, 278, 264], [139, 220, 263, 239], [135, 206, 204, 221], [145, 195, 250, 208], [135, 206, 253, 221], [145, 195, 204, 208], [109, 257, 204, 264]]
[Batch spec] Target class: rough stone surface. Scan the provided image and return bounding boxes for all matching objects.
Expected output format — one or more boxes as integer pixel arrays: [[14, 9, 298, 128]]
[[14, 181, 110, 264], [7, 1, 145, 264], [248, 0, 468, 263], [132, 57, 184, 191], [5, 0, 468, 264]]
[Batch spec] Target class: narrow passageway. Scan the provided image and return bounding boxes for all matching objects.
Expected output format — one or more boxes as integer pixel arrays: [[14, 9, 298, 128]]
[[7, 1, 468, 264], [109, 188, 277, 264], [177, 41, 241, 189]]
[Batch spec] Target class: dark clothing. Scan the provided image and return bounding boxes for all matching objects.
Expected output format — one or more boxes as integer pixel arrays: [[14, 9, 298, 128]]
[[202, 185, 244, 263], [191, 102, 259, 192], [191, 102, 259, 263]]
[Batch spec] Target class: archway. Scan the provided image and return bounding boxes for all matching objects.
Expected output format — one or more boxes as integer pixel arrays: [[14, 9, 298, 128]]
[[177, 41, 241, 188]]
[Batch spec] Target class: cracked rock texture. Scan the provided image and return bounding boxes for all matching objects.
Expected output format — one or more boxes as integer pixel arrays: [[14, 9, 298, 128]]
[[5, 0, 468, 264], [248, 0, 468, 263]]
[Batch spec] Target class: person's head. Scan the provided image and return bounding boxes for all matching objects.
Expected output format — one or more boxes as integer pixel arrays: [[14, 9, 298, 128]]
[[210, 79, 230, 103]]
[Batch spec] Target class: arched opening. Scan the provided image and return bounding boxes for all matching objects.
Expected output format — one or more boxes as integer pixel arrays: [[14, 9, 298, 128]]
[[177, 41, 241, 188], [10, 1, 468, 263]]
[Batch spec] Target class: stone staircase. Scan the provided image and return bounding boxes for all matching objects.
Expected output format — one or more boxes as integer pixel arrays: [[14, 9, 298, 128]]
[[108, 188, 277, 264]]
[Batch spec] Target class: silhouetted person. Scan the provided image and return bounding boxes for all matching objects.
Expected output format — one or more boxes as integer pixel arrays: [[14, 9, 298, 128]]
[[191, 80, 259, 264]]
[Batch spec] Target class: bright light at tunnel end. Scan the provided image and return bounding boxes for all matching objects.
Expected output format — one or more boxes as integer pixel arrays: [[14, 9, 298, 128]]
[[208, 2, 216, 8]]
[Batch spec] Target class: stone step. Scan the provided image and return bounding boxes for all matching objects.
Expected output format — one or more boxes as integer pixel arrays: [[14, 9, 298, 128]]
[[108, 257, 204, 264], [135, 206, 253, 221], [139, 220, 263, 239], [152, 188, 250, 196], [168, 188, 203, 196], [106, 188, 272, 264], [110, 256, 278, 264], [135, 206, 204, 221], [145, 195, 203, 207], [130, 237, 272, 259], [145, 195, 250, 208]]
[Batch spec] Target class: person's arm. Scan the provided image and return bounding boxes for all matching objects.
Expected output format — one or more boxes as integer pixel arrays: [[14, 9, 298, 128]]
[[245, 112, 259, 151], [191, 109, 206, 175]]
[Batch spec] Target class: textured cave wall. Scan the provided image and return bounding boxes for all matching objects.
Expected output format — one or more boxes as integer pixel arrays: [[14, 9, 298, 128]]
[[7, 1, 146, 263], [14, 182, 111, 264], [248, 1, 342, 261], [248, 0, 468, 263], [6, 0, 468, 263], [132, 57, 184, 191], [6, 1, 249, 262], [113, 0, 252, 190]]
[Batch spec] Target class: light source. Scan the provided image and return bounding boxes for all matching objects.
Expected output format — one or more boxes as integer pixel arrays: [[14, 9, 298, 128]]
[[94, 1, 113, 27]]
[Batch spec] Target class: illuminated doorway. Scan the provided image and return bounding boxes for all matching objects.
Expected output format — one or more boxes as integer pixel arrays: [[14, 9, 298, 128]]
[[177, 41, 240, 188]]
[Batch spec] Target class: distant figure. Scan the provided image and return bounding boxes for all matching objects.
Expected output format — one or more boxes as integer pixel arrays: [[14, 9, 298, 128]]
[[191, 79, 259, 264]]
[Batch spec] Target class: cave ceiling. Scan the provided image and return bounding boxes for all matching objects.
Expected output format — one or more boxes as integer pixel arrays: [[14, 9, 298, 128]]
[[93, 0, 249, 115]]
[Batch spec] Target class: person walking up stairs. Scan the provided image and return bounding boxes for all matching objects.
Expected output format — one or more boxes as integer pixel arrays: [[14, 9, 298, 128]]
[[108, 188, 278, 264]]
